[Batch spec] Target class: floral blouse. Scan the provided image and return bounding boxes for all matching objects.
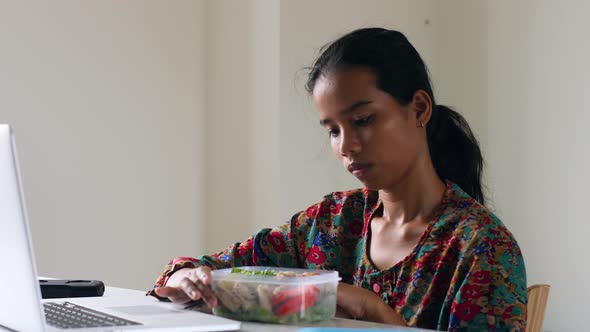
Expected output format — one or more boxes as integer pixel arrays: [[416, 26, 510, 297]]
[[150, 182, 527, 331]]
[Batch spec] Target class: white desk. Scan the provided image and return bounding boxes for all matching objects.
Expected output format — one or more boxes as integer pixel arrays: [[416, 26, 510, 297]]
[[101, 286, 431, 332], [2, 284, 433, 331]]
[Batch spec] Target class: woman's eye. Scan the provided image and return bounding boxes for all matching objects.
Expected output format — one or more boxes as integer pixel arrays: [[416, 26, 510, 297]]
[[328, 129, 340, 138], [353, 115, 373, 127]]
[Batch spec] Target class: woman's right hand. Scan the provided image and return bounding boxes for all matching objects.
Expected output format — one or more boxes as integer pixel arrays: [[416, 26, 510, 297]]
[[153, 266, 218, 308]]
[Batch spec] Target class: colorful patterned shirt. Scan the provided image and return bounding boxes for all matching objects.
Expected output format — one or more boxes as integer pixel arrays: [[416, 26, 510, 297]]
[[150, 182, 527, 331]]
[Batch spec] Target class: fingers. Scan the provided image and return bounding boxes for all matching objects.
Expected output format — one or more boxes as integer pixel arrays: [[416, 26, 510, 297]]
[[154, 286, 190, 304], [179, 276, 203, 301], [186, 268, 217, 307], [194, 266, 212, 285], [157, 267, 217, 307]]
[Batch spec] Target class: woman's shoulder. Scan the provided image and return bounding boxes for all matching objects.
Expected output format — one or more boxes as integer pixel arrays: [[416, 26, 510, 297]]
[[440, 182, 520, 250]]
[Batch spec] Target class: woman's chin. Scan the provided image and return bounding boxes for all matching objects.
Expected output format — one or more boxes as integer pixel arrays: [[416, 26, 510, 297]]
[[358, 178, 380, 191]]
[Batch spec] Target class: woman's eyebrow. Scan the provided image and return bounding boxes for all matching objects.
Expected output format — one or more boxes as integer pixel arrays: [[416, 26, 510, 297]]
[[319, 100, 372, 126]]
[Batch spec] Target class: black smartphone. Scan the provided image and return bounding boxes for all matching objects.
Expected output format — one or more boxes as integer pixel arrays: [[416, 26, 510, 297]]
[[39, 279, 105, 299]]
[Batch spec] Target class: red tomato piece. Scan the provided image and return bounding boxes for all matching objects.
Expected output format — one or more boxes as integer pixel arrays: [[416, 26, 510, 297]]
[[273, 291, 317, 317]]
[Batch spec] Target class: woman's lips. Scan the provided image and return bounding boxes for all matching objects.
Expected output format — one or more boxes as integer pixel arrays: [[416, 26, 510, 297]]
[[347, 162, 372, 177]]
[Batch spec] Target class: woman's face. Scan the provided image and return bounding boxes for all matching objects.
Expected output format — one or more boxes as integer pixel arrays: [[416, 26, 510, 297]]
[[313, 67, 426, 191]]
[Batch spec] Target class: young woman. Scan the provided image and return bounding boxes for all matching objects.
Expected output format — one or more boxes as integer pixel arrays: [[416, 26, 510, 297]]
[[150, 28, 527, 331]]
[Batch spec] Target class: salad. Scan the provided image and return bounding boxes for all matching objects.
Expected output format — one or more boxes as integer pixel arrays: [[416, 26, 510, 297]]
[[210, 267, 337, 324]]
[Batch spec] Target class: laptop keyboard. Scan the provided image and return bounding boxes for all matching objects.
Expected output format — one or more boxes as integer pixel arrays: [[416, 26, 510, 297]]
[[44, 301, 142, 329]]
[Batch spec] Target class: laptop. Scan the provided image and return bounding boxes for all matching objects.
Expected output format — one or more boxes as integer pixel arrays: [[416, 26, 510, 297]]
[[0, 124, 241, 332]]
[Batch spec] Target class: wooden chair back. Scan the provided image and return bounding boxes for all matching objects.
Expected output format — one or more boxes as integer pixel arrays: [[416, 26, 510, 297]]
[[526, 284, 550, 332]]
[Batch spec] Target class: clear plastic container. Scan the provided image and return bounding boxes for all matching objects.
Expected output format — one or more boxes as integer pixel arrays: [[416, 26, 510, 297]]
[[210, 266, 338, 324]]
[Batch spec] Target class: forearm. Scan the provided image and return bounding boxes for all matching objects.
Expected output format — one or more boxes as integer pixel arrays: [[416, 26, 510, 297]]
[[337, 283, 407, 326], [155, 245, 247, 287], [149, 222, 299, 298], [365, 299, 407, 326]]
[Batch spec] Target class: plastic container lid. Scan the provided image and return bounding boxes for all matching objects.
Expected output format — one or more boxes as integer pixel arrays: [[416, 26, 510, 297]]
[[211, 266, 339, 285]]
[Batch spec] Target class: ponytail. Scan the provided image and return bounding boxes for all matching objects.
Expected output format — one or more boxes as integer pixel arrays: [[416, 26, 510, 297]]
[[306, 28, 485, 204], [428, 105, 484, 204]]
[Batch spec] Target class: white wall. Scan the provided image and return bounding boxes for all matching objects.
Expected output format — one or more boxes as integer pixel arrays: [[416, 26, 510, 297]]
[[203, 0, 280, 250], [486, 1, 590, 331], [0, 0, 206, 290], [0, 0, 282, 290], [431, 1, 488, 166]]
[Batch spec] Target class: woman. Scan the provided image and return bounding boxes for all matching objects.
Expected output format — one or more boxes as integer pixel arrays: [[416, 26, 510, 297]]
[[150, 28, 527, 331]]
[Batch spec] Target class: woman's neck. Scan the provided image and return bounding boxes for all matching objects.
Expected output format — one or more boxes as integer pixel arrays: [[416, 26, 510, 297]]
[[377, 164, 446, 226]]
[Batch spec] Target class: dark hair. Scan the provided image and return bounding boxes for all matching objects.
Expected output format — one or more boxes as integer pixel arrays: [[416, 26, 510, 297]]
[[306, 28, 485, 204]]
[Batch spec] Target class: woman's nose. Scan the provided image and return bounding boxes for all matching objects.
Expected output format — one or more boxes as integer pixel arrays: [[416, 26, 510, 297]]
[[338, 130, 362, 156]]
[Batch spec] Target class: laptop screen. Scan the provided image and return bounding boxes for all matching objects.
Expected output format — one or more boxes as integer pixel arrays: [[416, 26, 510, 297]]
[[0, 124, 47, 331]]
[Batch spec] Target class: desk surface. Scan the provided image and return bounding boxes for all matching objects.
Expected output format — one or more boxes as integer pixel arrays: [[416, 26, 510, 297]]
[[2, 284, 432, 332], [103, 286, 431, 332]]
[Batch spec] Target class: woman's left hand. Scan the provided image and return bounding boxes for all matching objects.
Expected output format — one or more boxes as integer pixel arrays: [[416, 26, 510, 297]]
[[336, 283, 407, 326]]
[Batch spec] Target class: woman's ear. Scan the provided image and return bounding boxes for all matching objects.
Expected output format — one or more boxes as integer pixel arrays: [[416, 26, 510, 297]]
[[410, 90, 433, 127]]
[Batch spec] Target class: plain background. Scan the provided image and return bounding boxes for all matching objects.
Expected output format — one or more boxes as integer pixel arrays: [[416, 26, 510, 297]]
[[1, 1, 588, 331]]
